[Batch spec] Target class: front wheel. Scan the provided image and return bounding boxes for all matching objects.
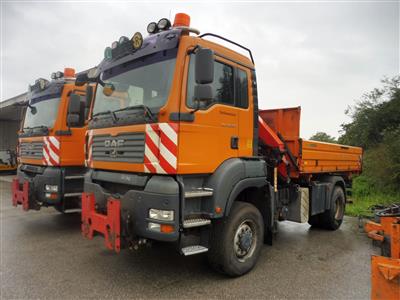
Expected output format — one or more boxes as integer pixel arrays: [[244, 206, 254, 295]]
[[208, 201, 264, 277]]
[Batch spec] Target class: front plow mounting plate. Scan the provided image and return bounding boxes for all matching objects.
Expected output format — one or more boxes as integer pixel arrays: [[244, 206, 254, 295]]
[[81, 193, 121, 252], [11, 179, 30, 211]]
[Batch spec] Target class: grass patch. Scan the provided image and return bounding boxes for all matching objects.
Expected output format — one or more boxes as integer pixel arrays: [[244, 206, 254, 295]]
[[346, 193, 400, 217]]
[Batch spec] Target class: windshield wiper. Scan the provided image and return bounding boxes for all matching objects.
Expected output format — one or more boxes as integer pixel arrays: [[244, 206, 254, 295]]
[[23, 125, 49, 131], [92, 110, 118, 123], [113, 105, 156, 122]]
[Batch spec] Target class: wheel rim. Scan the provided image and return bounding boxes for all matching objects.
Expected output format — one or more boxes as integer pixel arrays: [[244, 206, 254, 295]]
[[334, 195, 344, 220], [233, 219, 257, 262]]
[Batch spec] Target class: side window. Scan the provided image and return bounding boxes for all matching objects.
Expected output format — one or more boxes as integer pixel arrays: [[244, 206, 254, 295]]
[[186, 55, 249, 109], [213, 61, 234, 105], [187, 57, 234, 108], [236, 69, 248, 108]]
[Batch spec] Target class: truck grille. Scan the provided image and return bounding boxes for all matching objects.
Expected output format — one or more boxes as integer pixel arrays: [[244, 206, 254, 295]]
[[19, 141, 43, 159], [92, 133, 145, 163]]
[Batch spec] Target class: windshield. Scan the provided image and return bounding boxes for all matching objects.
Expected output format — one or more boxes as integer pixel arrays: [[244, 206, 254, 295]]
[[23, 96, 60, 129], [92, 50, 177, 117]]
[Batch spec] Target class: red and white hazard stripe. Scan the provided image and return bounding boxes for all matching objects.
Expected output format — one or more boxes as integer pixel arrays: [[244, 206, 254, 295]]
[[85, 130, 94, 167], [144, 123, 178, 174], [42, 136, 60, 166]]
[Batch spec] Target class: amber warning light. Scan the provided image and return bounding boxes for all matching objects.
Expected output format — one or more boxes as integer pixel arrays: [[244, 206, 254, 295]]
[[64, 68, 75, 78], [173, 13, 190, 27]]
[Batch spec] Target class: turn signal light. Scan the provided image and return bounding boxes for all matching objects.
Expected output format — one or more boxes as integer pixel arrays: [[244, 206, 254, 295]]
[[160, 224, 174, 233], [173, 13, 190, 27]]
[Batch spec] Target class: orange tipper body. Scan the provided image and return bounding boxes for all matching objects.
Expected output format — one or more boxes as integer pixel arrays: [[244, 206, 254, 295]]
[[80, 14, 363, 276], [12, 69, 92, 212]]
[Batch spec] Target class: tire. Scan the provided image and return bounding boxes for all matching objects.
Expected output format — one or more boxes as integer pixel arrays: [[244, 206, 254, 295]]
[[309, 186, 345, 230], [308, 213, 322, 227], [208, 201, 264, 277]]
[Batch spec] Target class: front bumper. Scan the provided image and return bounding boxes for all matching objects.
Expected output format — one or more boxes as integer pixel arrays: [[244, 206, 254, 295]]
[[83, 174, 181, 251], [16, 165, 63, 207]]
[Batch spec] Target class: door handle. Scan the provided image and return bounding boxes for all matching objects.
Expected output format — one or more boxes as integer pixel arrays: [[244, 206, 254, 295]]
[[231, 136, 239, 149]]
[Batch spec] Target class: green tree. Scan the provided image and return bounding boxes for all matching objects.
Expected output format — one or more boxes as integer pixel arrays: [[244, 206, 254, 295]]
[[309, 132, 337, 143], [339, 76, 400, 149], [339, 76, 400, 193]]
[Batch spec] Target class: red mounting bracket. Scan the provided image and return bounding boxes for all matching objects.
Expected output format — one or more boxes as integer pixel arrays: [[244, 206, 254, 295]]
[[81, 192, 121, 253], [11, 179, 30, 211]]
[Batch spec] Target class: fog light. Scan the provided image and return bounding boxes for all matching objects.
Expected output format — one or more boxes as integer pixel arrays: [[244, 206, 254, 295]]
[[45, 193, 58, 200], [148, 222, 161, 232], [149, 209, 174, 221], [45, 184, 58, 192], [148, 222, 174, 233]]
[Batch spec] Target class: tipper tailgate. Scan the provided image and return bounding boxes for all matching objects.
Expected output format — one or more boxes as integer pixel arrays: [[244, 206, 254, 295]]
[[300, 140, 362, 174]]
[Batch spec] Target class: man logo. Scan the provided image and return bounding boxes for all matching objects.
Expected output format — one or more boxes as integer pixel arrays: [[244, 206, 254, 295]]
[[104, 139, 124, 158]]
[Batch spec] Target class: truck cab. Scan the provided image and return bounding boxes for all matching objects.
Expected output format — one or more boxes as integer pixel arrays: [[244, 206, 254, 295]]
[[78, 14, 362, 276], [12, 68, 92, 212]]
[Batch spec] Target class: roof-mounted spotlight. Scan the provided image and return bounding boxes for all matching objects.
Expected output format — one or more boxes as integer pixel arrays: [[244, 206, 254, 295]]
[[51, 72, 56, 80], [104, 47, 112, 60], [56, 71, 64, 78], [111, 41, 119, 49], [119, 36, 130, 44], [157, 18, 171, 31], [147, 22, 158, 34]]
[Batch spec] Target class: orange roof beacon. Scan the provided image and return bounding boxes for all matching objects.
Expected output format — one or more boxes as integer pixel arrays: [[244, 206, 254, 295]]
[[12, 68, 94, 212], [77, 13, 363, 276]]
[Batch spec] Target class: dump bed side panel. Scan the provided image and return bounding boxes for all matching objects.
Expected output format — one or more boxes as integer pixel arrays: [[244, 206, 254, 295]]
[[300, 140, 362, 174]]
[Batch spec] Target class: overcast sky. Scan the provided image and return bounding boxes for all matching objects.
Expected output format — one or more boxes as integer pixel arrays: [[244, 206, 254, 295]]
[[1, 1, 399, 138]]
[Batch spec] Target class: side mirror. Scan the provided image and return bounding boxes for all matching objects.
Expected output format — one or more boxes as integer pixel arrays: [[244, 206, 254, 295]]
[[194, 85, 213, 108], [67, 114, 80, 127], [68, 94, 81, 114], [67, 94, 83, 127], [195, 48, 214, 84], [75, 73, 89, 86]]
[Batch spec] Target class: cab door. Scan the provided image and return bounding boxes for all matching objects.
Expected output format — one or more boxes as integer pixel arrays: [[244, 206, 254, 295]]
[[177, 52, 240, 174]]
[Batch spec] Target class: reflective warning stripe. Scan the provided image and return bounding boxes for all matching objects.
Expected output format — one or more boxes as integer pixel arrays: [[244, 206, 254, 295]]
[[144, 123, 178, 174], [42, 136, 60, 166]]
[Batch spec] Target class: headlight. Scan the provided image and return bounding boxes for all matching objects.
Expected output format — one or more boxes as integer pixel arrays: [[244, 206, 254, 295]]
[[45, 184, 58, 192], [149, 209, 174, 221]]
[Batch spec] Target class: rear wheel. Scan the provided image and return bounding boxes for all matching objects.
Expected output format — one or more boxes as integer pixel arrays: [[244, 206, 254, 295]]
[[208, 201, 264, 277], [309, 186, 345, 230]]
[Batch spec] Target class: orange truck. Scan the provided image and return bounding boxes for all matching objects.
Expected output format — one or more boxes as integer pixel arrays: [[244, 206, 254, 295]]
[[76, 13, 363, 276], [12, 68, 93, 212]]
